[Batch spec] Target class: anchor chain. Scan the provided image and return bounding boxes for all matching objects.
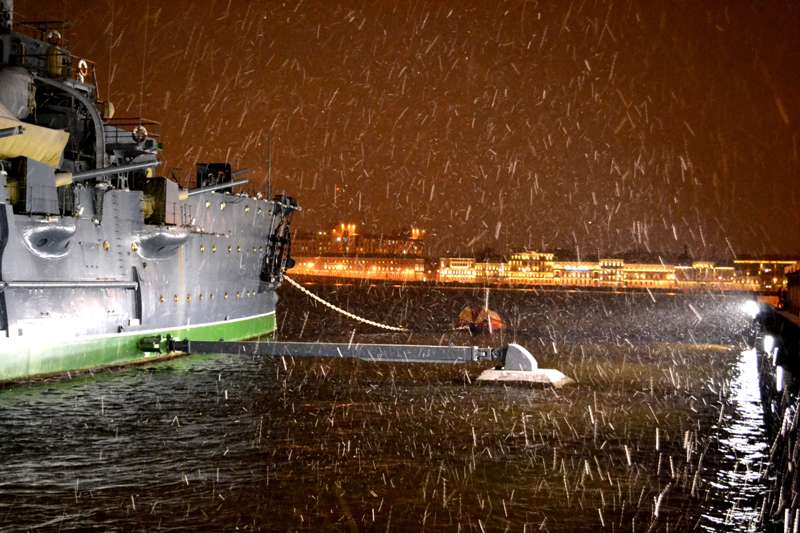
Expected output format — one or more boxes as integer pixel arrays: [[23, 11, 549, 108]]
[[283, 275, 409, 332]]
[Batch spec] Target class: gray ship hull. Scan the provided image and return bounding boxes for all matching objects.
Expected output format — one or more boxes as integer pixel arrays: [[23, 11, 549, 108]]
[[0, 188, 287, 381], [0, 1, 297, 381]]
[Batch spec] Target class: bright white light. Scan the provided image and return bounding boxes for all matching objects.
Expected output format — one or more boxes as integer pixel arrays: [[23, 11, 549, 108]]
[[741, 300, 760, 319], [776, 366, 784, 392], [764, 335, 775, 354]]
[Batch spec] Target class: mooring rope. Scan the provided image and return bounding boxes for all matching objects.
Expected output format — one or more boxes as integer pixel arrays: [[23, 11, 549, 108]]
[[283, 275, 409, 332]]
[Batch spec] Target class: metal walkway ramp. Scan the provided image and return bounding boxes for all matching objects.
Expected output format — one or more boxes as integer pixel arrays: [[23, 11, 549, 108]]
[[166, 339, 574, 387]]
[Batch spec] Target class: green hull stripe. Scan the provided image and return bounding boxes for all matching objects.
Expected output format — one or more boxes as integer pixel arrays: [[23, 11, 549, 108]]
[[0, 313, 276, 382]]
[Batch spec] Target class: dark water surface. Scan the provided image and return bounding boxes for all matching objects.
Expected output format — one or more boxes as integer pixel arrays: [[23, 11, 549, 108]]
[[0, 284, 768, 531]]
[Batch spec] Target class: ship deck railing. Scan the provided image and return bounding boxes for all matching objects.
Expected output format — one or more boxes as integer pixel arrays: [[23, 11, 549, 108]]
[[104, 117, 162, 145], [12, 20, 100, 89]]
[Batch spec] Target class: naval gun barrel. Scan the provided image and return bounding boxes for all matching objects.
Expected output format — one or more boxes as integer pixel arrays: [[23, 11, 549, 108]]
[[232, 167, 253, 178], [186, 178, 249, 197], [63, 160, 162, 185], [0, 126, 24, 138]]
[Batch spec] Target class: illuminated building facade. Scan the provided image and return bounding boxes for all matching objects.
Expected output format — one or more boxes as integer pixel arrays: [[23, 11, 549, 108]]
[[290, 228, 797, 292], [732, 259, 799, 291], [439, 252, 760, 290], [438, 258, 476, 282], [293, 223, 426, 258], [437, 253, 771, 290], [507, 251, 556, 283], [291, 224, 428, 281], [473, 257, 508, 282]]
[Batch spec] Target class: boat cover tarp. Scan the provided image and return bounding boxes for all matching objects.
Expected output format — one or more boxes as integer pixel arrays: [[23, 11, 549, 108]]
[[457, 305, 506, 332], [0, 103, 68, 167]]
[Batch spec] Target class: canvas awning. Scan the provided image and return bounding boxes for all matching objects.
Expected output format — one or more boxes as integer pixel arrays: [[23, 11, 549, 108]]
[[0, 103, 68, 168]]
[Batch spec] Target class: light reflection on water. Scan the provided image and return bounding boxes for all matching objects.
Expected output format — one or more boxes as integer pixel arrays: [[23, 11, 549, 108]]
[[703, 348, 769, 532]]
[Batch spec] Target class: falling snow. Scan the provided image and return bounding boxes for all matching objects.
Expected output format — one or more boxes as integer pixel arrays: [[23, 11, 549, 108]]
[[22, 0, 800, 258]]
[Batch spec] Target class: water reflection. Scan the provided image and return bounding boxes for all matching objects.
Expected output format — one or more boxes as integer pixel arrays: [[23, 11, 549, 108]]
[[0, 289, 761, 530], [703, 348, 769, 531]]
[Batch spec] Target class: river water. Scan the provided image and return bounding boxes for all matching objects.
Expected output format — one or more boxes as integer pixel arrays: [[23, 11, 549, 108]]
[[0, 284, 769, 531]]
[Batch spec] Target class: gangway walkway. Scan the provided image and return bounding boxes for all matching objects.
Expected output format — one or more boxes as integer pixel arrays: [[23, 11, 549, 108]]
[[166, 339, 574, 387]]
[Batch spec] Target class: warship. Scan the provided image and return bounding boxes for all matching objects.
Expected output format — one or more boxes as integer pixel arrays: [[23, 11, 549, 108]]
[[0, 1, 297, 381]]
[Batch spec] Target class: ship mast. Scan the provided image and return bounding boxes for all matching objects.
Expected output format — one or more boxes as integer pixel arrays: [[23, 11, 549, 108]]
[[266, 134, 273, 200]]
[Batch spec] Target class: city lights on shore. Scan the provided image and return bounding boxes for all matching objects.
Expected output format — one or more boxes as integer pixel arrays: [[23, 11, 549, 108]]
[[291, 224, 798, 291]]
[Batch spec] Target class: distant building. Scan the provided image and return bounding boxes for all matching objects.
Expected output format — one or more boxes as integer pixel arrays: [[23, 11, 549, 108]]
[[733, 259, 799, 291], [293, 223, 426, 258], [552, 261, 598, 287], [473, 255, 508, 283], [438, 258, 476, 282], [621, 263, 676, 288], [674, 261, 737, 286], [597, 259, 625, 285], [436, 252, 757, 290], [291, 224, 428, 281], [507, 251, 556, 283], [289, 227, 796, 292]]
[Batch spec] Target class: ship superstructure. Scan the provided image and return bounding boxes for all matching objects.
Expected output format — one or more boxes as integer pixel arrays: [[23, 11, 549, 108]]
[[0, 1, 297, 380]]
